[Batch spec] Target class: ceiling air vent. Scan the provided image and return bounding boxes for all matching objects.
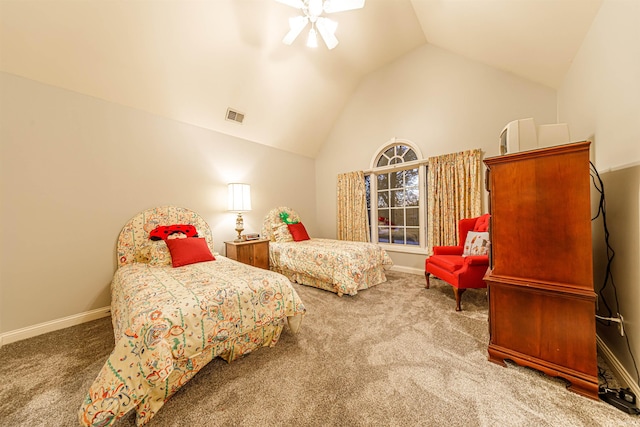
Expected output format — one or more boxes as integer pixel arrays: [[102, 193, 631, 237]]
[[225, 108, 245, 124]]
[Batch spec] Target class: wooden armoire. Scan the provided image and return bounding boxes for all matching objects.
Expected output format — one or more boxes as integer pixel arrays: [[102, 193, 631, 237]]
[[483, 141, 598, 399]]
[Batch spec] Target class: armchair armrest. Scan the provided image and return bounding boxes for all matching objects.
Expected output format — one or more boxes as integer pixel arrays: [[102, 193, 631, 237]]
[[433, 246, 463, 256], [463, 255, 489, 265]]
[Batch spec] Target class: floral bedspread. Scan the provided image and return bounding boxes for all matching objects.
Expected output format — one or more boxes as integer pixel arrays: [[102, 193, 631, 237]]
[[79, 257, 306, 426], [269, 238, 393, 296]]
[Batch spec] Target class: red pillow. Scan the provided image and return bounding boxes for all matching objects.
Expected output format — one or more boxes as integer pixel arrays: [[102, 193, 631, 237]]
[[165, 237, 215, 267], [287, 222, 310, 241]]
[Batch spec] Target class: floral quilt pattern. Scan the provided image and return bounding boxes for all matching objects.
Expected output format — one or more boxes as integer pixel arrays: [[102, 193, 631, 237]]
[[261, 206, 393, 296], [269, 238, 393, 296], [79, 256, 306, 427]]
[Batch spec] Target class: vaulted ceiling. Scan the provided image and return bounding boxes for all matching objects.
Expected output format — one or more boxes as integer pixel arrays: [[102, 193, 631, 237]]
[[0, 0, 603, 158]]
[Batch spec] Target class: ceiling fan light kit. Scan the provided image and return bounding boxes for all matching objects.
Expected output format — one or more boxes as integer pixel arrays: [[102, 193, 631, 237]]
[[276, 0, 365, 50], [307, 28, 319, 48]]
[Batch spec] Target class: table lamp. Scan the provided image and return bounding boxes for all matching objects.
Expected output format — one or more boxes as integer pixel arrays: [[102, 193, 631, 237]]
[[228, 183, 251, 241]]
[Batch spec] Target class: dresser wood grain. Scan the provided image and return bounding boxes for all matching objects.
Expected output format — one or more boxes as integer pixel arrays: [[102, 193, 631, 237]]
[[483, 141, 598, 400]]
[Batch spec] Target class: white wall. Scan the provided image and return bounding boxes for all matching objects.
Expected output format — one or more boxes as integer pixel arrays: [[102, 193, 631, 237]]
[[0, 72, 317, 335], [558, 0, 640, 388], [315, 43, 558, 271]]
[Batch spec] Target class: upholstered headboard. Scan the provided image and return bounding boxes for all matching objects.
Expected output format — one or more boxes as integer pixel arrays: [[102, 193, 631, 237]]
[[261, 206, 301, 242], [116, 206, 214, 267]]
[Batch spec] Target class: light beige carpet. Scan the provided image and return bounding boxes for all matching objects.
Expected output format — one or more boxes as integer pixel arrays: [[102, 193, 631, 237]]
[[1, 271, 639, 426]]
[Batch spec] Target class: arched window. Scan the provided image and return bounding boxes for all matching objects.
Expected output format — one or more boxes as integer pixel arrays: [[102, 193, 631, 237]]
[[365, 140, 426, 251], [375, 144, 418, 167]]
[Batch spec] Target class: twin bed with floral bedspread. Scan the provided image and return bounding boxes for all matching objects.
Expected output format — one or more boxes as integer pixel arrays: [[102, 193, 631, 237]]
[[262, 207, 393, 296], [79, 206, 306, 426]]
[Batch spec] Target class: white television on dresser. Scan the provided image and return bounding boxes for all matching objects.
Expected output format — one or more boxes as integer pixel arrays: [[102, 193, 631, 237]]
[[499, 118, 570, 155]]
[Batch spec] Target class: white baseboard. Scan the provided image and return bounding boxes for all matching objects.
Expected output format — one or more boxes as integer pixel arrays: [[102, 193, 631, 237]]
[[597, 334, 640, 396], [0, 306, 111, 347], [389, 265, 424, 276]]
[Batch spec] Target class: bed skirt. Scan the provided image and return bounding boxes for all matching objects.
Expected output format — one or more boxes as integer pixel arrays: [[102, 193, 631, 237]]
[[271, 265, 388, 296]]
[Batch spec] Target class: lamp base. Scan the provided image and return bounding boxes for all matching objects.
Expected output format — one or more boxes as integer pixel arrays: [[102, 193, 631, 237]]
[[235, 213, 244, 242]]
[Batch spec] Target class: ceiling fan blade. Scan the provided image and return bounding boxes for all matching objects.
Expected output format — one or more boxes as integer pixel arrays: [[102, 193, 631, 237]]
[[283, 16, 309, 45], [323, 0, 365, 14], [316, 17, 338, 49], [275, 0, 305, 9]]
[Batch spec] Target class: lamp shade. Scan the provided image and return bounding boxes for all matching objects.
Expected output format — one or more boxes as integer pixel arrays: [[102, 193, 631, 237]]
[[228, 183, 252, 212]]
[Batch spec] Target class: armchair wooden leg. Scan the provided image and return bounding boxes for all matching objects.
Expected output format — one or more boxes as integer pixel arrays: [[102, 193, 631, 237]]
[[453, 288, 466, 311], [425, 272, 430, 289]]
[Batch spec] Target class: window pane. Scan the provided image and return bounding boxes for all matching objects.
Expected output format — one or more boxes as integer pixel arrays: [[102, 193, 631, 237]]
[[392, 229, 404, 244], [377, 156, 388, 167], [406, 208, 419, 226], [404, 150, 417, 162], [406, 168, 418, 187], [377, 174, 388, 190], [384, 147, 395, 158], [392, 209, 404, 226], [390, 157, 402, 165], [405, 187, 419, 207], [377, 192, 389, 208], [377, 209, 390, 225], [406, 228, 419, 245], [365, 175, 370, 209], [390, 171, 403, 189], [378, 227, 390, 243], [396, 145, 407, 156], [390, 189, 403, 207]]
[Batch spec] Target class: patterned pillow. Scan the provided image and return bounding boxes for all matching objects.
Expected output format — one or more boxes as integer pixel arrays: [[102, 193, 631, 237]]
[[272, 223, 294, 243], [149, 224, 198, 241], [135, 241, 172, 266], [462, 231, 490, 256]]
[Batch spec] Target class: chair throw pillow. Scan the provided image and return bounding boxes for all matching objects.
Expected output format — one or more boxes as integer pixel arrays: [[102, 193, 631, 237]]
[[462, 231, 490, 256]]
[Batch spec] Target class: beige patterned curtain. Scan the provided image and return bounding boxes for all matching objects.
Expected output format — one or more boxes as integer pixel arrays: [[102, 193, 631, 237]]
[[427, 149, 483, 251], [336, 171, 370, 242]]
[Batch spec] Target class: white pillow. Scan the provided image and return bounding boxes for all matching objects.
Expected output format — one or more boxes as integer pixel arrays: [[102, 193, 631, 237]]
[[462, 231, 490, 256], [272, 223, 294, 243]]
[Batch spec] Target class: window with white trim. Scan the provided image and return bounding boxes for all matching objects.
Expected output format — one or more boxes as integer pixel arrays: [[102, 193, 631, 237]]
[[365, 140, 427, 251]]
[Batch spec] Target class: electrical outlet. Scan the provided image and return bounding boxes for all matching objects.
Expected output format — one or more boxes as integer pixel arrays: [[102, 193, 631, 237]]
[[594, 312, 625, 336]]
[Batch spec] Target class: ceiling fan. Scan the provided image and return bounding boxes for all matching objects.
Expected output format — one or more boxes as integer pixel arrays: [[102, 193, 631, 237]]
[[275, 0, 366, 50]]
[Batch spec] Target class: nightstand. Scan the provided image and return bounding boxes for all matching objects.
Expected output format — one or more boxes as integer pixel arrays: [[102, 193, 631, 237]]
[[224, 239, 269, 270]]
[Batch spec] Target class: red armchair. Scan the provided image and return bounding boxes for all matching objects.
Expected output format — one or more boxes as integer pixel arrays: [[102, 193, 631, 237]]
[[425, 214, 490, 311]]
